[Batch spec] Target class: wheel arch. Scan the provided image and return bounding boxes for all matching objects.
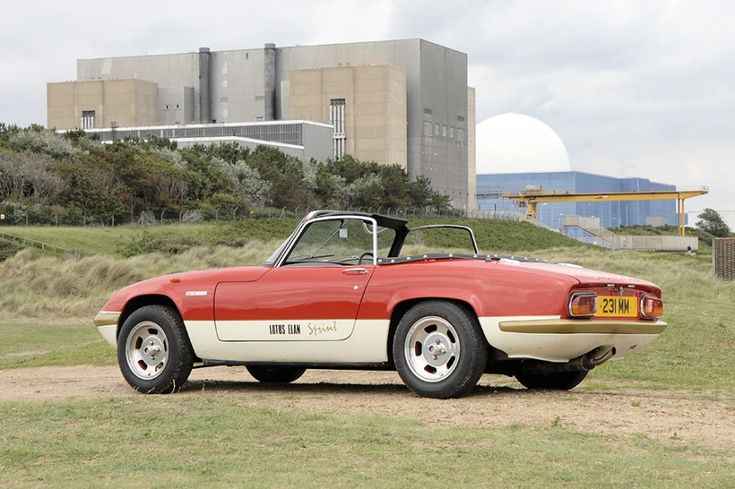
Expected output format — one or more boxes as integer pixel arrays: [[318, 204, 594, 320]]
[[117, 294, 182, 340], [385, 297, 487, 366]]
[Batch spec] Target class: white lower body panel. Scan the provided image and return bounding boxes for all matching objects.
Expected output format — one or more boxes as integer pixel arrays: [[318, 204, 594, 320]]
[[97, 325, 117, 347], [185, 319, 391, 364], [479, 316, 666, 363]]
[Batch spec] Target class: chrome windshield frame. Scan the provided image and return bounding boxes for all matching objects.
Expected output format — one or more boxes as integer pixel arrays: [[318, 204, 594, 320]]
[[273, 214, 379, 267]]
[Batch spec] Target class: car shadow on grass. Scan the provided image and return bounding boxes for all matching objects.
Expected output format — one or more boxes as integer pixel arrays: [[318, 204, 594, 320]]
[[180, 379, 523, 397]]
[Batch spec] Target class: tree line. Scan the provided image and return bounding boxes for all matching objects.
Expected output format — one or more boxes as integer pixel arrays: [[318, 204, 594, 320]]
[[0, 124, 451, 225]]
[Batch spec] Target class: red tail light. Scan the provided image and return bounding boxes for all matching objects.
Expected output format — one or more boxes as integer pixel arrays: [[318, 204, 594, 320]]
[[568, 291, 597, 318], [640, 295, 664, 319]]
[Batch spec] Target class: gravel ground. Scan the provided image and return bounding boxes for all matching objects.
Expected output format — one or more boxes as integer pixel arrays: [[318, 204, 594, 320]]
[[2, 366, 733, 449]]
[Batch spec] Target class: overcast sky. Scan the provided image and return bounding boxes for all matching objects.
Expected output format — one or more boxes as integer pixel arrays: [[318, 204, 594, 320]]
[[1, 0, 732, 221]]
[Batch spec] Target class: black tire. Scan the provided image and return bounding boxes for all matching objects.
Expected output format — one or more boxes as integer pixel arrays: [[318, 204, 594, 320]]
[[392, 301, 487, 399], [117, 305, 194, 394], [515, 370, 588, 391], [246, 365, 307, 383]]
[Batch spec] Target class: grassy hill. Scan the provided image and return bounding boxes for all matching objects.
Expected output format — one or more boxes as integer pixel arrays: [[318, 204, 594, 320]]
[[0, 216, 584, 258]]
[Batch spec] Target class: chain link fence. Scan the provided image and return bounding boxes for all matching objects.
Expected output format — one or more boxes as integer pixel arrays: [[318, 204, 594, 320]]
[[0, 205, 525, 228], [713, 237, 735, 280]]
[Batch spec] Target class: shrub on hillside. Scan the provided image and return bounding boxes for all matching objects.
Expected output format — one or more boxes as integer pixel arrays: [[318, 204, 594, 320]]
[[0, 238, 22, 261]]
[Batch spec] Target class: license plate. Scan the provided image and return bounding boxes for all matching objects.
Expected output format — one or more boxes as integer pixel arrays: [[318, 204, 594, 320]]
[[597, 296, 638, 317]]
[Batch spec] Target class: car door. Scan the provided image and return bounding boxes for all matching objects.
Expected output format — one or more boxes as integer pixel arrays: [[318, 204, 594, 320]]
[[214, 216, 377, 342]]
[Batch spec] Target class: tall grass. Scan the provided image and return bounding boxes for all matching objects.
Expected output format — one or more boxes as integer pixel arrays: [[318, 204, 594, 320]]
[[0, 242, 279, 319]]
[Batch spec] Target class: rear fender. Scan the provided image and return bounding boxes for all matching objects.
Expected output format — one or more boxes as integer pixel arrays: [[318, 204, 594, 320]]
[[385, 289, 483, 319]]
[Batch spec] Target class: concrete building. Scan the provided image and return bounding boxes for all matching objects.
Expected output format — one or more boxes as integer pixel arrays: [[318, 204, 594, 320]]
[[77, 120, 333, 162], [47, 79, 158, 130], [476, 171, 678, 229], [289, 65, 407, 169], [49, 39, 473, 207]]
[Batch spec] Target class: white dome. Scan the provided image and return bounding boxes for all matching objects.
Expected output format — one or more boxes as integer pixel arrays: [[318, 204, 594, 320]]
[[476, 113, 571, 174]]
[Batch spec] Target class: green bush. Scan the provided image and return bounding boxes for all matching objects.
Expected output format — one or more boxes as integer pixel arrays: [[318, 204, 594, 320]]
[[0, 238, 22, 261], [0, 126, 454, 226]]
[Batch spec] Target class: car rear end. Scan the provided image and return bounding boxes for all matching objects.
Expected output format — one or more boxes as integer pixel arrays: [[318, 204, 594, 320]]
[[480, 263, 666, 365]]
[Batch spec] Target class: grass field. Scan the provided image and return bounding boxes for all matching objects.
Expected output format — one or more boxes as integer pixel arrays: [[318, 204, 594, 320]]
[[2, 395, 733, 488], [0, 322, 113, 369]]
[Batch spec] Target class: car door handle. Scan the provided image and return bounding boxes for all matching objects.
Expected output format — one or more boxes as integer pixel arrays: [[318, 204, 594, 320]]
[[342, 268, 368, 275]]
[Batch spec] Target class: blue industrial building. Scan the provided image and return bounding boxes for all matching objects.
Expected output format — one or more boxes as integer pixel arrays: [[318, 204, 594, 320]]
[[476, 171, 677, 230]]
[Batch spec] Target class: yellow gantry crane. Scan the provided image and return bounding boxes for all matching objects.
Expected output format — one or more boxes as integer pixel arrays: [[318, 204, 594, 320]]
[[503, 188, 709, 236]]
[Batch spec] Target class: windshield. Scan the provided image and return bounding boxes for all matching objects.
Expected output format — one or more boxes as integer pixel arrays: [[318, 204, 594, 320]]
[[283, 218, 376, 265], [263, 231, 296, 266]]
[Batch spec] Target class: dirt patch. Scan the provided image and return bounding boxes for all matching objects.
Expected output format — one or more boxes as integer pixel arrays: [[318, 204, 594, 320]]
[[2, 366, 733, 450]]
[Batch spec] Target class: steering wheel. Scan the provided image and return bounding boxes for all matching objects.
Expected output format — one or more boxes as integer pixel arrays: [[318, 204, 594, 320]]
[[358, 251, 374, 264]]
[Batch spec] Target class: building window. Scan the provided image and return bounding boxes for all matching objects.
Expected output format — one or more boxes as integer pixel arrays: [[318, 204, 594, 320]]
[[81, 110, 95, 129], [330, 98, 346, 159], [423, 121, 433, 137], [449, 126, 455, 139], [442, 125, 447, 137], [434, 123, 440, 136], [423, 108, 433, 115]]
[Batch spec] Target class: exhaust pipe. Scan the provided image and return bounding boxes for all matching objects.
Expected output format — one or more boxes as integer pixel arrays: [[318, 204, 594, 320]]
[[575, 346, 616, 371], [519, 346, 616, 375]]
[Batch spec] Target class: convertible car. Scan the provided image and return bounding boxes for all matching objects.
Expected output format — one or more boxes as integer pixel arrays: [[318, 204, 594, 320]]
[[94, 210, 666, 398]]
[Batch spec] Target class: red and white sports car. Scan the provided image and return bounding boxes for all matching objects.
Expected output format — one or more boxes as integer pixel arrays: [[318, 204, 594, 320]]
[[94, 210, 666, 398]]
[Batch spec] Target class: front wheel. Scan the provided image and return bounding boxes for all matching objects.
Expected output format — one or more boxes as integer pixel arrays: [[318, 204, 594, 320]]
[[246, 365, 307, 383], [393, 301, 487, 399], [515, 370, 588, 391], [117, 305, 194, 394]]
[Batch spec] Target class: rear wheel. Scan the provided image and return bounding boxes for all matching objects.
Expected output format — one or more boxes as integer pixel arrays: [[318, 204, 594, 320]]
[[246, 365, 306, 383], [117, 305, 194, 394], [393, 301, 487, 399], [515, 370, 588, 391]]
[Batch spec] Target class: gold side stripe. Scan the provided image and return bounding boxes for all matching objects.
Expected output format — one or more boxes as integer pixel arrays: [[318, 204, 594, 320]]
[[94, 311, 121, 327], [499, 319, 667, 335]]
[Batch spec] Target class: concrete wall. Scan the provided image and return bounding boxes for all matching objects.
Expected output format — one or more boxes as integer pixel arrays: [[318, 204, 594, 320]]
[[47, 79, 158, 129], [158, 86, 195, 125], [467, 87, 477, 210], [77, 52, 201, 120], [173, 137, 308, 160], [289, 65, 407, 168], [208, 48, 268, 123], [300, 123, 334, 162], [417, 41, 469, 207]]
